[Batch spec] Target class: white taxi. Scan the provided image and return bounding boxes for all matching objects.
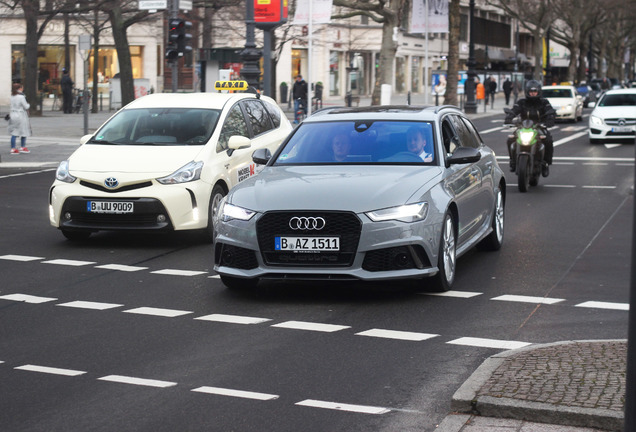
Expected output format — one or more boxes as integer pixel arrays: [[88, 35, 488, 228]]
[[541, 85, 583, 122], [49, 83, 292, 241]]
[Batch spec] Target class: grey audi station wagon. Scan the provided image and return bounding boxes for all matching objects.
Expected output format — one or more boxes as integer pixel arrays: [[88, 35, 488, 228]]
[[213, 105, 506, 291]]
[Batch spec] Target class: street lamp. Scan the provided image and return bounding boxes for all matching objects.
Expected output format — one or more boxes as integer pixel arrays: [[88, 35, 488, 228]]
[[464, 0, 477, 114]]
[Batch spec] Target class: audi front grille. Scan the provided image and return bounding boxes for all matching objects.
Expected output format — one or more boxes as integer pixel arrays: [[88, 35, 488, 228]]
[[256, 211, 362, 267]]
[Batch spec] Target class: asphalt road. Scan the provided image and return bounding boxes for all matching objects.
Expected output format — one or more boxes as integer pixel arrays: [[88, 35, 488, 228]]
[[0, 108, 632, 432]]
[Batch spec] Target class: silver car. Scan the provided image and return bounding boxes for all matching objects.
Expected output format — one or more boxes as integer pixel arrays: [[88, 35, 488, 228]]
[[214, 105, 506, 291]]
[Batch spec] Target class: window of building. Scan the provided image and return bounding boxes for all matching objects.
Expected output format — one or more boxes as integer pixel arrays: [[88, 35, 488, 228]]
[[12, 44, 76, 97]]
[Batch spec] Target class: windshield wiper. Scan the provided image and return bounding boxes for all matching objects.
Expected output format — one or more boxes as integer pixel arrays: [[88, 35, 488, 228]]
[[87, 139, 120, 145]]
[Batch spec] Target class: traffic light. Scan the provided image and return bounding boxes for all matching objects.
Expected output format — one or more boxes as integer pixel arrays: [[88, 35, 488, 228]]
[[166, 19, 182, 62], [176, 20, 193, 55]]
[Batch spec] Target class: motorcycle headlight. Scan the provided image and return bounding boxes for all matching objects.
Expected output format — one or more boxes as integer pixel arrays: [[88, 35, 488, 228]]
[[590, 115, 603, 126], [366, 202, 428, 223], [157, 161, 203, 184], [218, 201, 256, 222], [519, 131, 535, 146], [55, 160, 77, 183]]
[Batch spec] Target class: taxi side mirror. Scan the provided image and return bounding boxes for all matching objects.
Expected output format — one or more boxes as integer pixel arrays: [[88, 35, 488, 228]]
[[228, 135, 251, 150]]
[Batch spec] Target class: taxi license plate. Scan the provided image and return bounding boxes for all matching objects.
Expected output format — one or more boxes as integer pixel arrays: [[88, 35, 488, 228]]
[[275, 236, 340, 251], [87, 201, 134, 214], [612, 126, 633, 133]]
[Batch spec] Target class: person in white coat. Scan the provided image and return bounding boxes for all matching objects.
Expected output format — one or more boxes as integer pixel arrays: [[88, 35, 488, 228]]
[[8, 83, 32, 155]]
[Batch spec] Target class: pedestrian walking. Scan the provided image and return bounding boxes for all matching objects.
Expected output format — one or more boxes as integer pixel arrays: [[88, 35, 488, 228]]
[[7, 83, 32, 155], [476, 79, 485, 105], [503, 77, 512, 105], [60, 68, 74, 114], [488, 76, 497, 106]]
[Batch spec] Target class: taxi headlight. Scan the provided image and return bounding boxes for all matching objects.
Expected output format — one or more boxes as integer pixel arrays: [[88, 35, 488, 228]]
[[55, 160, 77, 183], [219, 201, 256, 222], [157, 161, 203, 184], [366, 202, 428, 223]]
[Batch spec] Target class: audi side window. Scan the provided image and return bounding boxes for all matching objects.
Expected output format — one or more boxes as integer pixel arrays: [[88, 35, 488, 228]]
[[459, 117, 483, 148]]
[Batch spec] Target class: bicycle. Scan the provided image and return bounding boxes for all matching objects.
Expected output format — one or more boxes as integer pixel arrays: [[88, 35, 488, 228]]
[[294, 98, 307, 124]]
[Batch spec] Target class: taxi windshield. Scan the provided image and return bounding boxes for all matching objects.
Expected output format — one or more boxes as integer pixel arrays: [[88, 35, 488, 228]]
[[274, 120, 436, 165], [89, 108, 221, 146]]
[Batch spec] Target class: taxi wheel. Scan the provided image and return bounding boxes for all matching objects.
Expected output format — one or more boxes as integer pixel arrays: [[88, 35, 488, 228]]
[[206, 184, 227, 242]]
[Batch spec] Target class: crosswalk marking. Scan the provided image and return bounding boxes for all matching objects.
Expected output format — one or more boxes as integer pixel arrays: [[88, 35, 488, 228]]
[[296, 399, 390, 414], [98, 375, 177, 388], [95, 264, 148, 272], [0, 293, 57, 303], [491, 295, 565, 305], [15, 364, 86, 376], [57, 301, 123, 310], [42, 259, 96, 266], [575, 301, 629, 311], [0, 254, 44, 261], [356, 329, 438, 341], [272, 321, 350, 333], [195, 314, 271, 324], [447, 337, 531, 350], [123, 307, 193, 317], [192, 386, 279, 400]]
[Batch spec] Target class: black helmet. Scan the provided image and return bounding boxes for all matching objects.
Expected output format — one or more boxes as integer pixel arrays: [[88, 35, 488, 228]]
[[525, 80, 542, 99]]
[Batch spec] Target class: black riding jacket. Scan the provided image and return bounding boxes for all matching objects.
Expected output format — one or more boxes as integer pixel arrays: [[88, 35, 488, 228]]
[[505, 97, 556, 127]]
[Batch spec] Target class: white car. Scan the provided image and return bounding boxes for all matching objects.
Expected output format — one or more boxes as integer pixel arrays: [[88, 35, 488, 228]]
[[49, 88, 292, 241], [588, 88, 636, 144], [541, 85, 583, 122]]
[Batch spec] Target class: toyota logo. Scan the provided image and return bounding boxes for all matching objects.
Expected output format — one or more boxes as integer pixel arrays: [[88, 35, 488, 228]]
[[104, 177, 119, 189], [618, 119, 626, 126], [289, 216, 326, 230]]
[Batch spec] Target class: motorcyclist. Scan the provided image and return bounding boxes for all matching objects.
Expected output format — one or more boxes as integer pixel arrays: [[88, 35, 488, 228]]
[[504, 79, 556, 177]]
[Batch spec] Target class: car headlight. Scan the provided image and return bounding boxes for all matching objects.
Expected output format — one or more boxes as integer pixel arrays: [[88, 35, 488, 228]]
[[157, 161, 203, 184], [55, 160, 77, 183], [519, 131, 535, 146], [218, 201, 256, 222], [590, 115, 603, 126], [366, 202, 428, 223]]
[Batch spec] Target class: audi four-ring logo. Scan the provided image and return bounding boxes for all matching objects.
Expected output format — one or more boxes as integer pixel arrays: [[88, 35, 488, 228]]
[[289, 216, 326, 230]]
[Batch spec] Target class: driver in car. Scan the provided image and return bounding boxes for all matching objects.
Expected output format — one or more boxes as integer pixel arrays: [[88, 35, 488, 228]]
[[406, 126, 434, 162]]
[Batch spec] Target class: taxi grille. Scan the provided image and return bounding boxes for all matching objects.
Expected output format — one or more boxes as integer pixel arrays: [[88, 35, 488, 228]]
[[80, 180, 153, 193], [256, 211, 362, 266]]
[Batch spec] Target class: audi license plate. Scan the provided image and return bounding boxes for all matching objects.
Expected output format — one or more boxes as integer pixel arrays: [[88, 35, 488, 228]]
[[87, 201, 134, 214], [275, 236, 340, 251], [612, 126, 633, 133]]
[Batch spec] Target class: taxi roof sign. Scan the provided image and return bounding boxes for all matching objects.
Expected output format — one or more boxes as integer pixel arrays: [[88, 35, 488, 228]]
[[215, 80, 249, 91]]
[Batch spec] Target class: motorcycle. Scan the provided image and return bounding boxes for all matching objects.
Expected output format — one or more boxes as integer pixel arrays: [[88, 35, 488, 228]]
[[504, 108, 546, 193]]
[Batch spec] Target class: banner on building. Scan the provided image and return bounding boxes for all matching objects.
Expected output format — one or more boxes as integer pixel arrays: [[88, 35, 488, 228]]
[[411, 0, 449, 34], [293, 0, 333, 25]]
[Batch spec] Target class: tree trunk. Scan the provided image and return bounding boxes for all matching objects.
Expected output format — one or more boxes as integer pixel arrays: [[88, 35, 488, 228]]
[[444, 0, 460, 106], [371, 9, 398, 105], [23, 0, 40, 115], [92, 9, 101, 113], [108, 6, 135, 106]]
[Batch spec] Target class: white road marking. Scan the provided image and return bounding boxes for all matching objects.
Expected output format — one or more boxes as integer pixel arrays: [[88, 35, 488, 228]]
[[15, 364, 86, 376], [582, 185, 616, 189], [447, 337, 531, 350], [582, 162, 608, 166], [491, 295, 565, 305], [192, 386, 279, 400], [0, 293, 57, 303], [0, 254, 44, 261], [480, 126, 505, 134], [544, 185, 576, 188], [98, 375, 177, 388], [272, 321, 351, 332], [0, 169, 55, 178], [295, 399, 390, 414], [57, 301, 123, 310], [42, 259, 96, 266], [208, 274, 220, 279], [95, 264, 148, 272], [553, 161, 575, 165], [123, 307, 193, 317], [575, 301, 629, 311], [605, 144, 623, 149], [150, 269, 207, 276], [554, 131, 588, 146], [355, 329, 438, 341], [422, 290, 482, 298], [616, 163, 635, 166], [195, 314, 271, 324]]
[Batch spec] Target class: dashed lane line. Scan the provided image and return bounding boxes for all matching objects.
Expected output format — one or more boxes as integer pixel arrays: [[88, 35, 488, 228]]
[[97, 375, 177, 388], [491, 295, 565, 305], [42, 259, 96, 266], [15, 364, 86, 376], [195, 313, 271, 325], [355, 329, 439, 341], [192, 386, 279, 401], [0, 254, 44, 261], [422, 290, 482, 298], [56, 300, 124, 310], [272, 321, 351, 333], [0, 293, 58, 303], [295, 399, 391, 415], [95, 264, 148, 272], [575, 301, 629, 311], [150, 269, 208, 276], [447, 337, 531, 350], [123, 307, 194, 318]]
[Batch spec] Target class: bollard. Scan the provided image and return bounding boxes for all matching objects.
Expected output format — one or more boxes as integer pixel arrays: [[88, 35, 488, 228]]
[[435, 93, 439, 106], [407, 91, 411, 105]]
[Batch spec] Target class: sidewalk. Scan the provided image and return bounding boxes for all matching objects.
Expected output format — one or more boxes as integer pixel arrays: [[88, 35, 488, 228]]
[[436, 340, 626, 432]]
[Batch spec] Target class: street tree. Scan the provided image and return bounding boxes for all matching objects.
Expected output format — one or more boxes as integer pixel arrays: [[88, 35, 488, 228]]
[[444, 0, 461, 106]]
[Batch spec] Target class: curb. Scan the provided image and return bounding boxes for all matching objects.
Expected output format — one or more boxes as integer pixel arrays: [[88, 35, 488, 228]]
[[450, 340, 626, 432]]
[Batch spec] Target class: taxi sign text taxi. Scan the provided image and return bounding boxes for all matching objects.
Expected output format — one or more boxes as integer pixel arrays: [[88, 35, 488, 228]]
[[215, 80, 248, 91]]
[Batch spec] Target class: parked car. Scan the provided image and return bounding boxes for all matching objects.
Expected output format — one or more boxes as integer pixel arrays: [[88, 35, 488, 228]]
[[541, 85, 584, 122], [576, 84, 597, 108], [213, 105, 506, 292], [49, 86, 293, 241], [588, 88, 636, 144]]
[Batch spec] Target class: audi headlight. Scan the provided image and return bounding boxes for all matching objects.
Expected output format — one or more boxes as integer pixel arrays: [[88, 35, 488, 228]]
[[218, 201, 256, 222], [157, 161, 203, 185], [55, 160, 77, 183], [590, 115, 603, 126], [519, 131, 535, 146], [366, 202, 428, 223]]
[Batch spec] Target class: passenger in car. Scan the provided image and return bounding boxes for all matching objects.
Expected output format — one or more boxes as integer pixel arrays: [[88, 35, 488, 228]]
[[406, 126, 434, 162], [331, 133, 352, 162]]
